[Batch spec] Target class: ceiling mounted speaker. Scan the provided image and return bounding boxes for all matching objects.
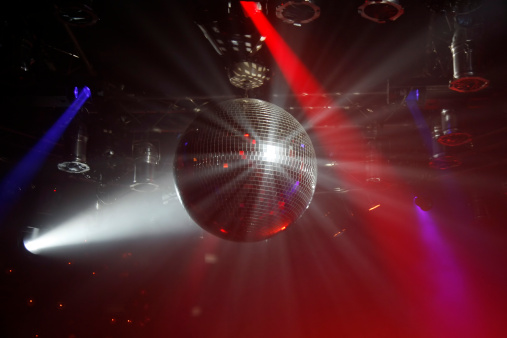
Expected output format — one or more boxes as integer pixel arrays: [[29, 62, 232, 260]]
[[174, 98, 317, 242], [276, 0, 321, 26], [358, 0, 404, 23]]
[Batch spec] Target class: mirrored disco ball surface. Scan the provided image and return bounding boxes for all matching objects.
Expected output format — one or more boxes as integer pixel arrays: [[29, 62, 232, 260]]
[[174, 98, 317, 242]]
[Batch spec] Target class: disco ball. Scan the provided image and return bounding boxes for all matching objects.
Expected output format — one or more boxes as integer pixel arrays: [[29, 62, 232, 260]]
[[174, 98, 317, 242]]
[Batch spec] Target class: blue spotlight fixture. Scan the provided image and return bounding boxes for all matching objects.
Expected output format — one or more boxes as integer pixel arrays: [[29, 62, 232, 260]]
[[0, 87, 91, 222], [414, 195, 433, 211]]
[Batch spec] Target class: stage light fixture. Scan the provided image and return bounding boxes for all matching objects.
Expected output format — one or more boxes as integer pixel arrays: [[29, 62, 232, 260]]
[[429, 126, 462, 170], [227, 61, 269, 90], [275, 0, 321, 26], [414, 195, 433, 211], [57, 123, 90, 173], [195, 1, 267, 57], [449, 21, 488, 92], [437, 108, 472, 147], [358, 1, 404, 24], [130, 142, 160, 192], [195, 2, 270, 90]]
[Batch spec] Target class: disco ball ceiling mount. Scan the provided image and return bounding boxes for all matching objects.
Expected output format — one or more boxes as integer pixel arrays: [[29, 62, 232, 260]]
[[174, 98, 317, 242]]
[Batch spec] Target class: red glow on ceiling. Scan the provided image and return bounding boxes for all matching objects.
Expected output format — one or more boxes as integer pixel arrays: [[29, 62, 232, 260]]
[[240, 1, 348, 124], [241, 0, 367, 181]]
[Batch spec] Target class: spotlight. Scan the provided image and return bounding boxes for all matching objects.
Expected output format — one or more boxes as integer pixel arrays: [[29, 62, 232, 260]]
[[437, 108, 472, 146], [227, 61, 269, 90], [414, 195, 433, 211], [429, 126, 462, 170], [58, 123, 90, 173], [276, 0, 321, 26], [449, 22, 489, 92], [130, 142, 159, 192], [195, 2, 267, 57], [358, 1, 404, 24]]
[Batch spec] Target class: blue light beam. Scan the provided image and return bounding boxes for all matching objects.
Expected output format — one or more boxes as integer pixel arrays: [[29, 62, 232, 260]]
[[406, 89, 432, 152], [0, 87, 91, 223]]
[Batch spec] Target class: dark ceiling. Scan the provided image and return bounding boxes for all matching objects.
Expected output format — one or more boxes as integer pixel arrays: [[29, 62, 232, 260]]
[[1, 0, 507, 185], [1, 1, 507, 337]]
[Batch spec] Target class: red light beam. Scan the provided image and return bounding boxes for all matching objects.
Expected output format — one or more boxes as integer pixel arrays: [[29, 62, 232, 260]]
[[241, 1, 366, 181], [241, 2, 343, 122]]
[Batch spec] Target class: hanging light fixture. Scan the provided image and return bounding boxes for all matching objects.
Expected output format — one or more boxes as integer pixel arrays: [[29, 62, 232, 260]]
[[173, 98, 317, 242], [437, 108, 472, 146], [57, 123, 90, 174], [429, 125, 462, 170], [130, 142, 160, 192], [195, 2, 270, 90], [227, 61, 269, 90], [275, 0, 321, 26], [358, 0, 404, 24], [448, 7, 489, 93]]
